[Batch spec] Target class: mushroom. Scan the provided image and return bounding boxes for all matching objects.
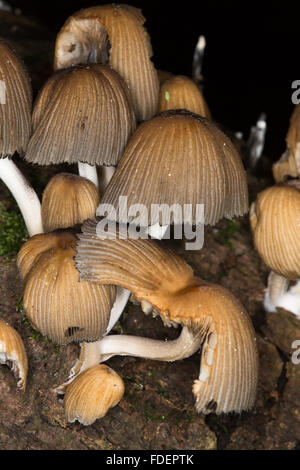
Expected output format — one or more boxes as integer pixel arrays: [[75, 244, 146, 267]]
[[100, 109, 248, 229], [25, 64, 136, 188], [64, 218, 258, 415], [250, 181, 300, 318], [158, 75, 211, 118], [0, 318, 28, 390], [64, 364, 125, 425], [17, 230, 116, 345], [0, 38, 43, 236], [41, 172, 100, 232], [272, 104, 300, 182], [54, 3, 159, 122]]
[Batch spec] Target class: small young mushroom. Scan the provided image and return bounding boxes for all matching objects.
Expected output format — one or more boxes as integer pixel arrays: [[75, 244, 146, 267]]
[[64, 364, 125, 425], [0, 38, 43, 236], [158, 75, 211, 118], [101, 109, 248, 227], [67, 218, 259, 415], [54, 3, 159, 122], [0, 318, 28, 391], [17, 230, 116, 345], [41, 173, 100, 232], [272, 104, 300, 182], [25, 64, 136, 188], [250, 181, 300, 318]]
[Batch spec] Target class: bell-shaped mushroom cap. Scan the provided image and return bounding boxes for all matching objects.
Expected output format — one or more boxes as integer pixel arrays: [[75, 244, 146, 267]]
[[0, 318, 28, 390], [158, 75, 211, 119], [17, 230, 116, 345], [101, 110, 249, 226], [25, 64, 136, 166], [54, 4, 159, 121], [64, 364, 125, 425], [157, 69, 174, 85], [250, 182, 300, 280], [41, 173, 100, 232], [286, 104, 300, 157], [272, 105, 300, 182], [76, 219, 258, 414], [0, 38, 32, 158]]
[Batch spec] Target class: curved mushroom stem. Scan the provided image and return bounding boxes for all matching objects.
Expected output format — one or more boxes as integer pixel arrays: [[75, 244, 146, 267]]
[[78, 162, 99, 189], [265, 271, 300, 319], [55, 325, 203, 394], [0, 157, 43, 236]]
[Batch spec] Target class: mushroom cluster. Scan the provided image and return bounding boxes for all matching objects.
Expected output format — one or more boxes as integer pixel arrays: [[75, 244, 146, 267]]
[[0, 4, 259, 427]]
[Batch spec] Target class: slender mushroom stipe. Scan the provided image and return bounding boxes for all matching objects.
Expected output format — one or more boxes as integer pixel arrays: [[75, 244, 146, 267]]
[[72, 219, 258, 415]]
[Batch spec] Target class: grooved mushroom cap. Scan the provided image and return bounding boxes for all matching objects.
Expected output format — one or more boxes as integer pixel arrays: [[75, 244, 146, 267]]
[[64, 364, 125, 425], [0, 318, 28, 390], [25, 64, 136, 166], [0, 38, 32, 158], [250, 182, 300, 279], [76, 219, 258, 414], [17, 230, 116, 345], [158, 75, 211, 118], [41, 173, 100, 232], [54, 4, 159, 121], [272, 105, 300, 182], [101, 110, 249, 226]]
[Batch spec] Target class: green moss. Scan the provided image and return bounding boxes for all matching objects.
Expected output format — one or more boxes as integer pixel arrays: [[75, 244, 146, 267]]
[[0, 201, 28, 255], [214, 219, 241, 248]]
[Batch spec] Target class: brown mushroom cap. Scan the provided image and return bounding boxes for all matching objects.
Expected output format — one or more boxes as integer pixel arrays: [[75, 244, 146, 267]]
[[54, 4, 159, 122], [101, 109, 249, 226], [158, 75, 211, 119], [0, 38, 32, 157], [250, 182, 300, 279], [0, 318, 28, 390], [25, 64, 136, 166], [41, 173, 100, 232], [17, 230, 116, 345], [64, 364, 125, 425], [76, 218, 258, 414], [272, 104, 300, 182]]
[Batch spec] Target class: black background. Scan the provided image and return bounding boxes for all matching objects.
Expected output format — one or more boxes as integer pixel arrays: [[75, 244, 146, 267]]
[[6, 0, 300, 163]]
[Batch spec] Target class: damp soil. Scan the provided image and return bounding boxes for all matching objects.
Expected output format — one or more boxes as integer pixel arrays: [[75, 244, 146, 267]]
[[0, 9, 300, 451]]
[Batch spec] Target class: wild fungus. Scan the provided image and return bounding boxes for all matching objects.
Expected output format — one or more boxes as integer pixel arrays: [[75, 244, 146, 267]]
[[67, 219, 259, 415], [64, 364, 125, 425], [17, 230, 116, 345], [0, 318, 28, 391], [25, 64, 136, 188], [158, 75, 211, 118], [101, 109, 248, 228], [250, 181, 300, 318], [41, 173, 100, 232], [0, 38, 43, 236], [272, 104, 300, 182], [54, 4, 159, 122]]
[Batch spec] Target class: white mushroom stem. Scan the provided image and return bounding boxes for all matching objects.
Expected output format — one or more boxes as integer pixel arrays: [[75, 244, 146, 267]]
[[55, 325, 203, 394], [0, 157, 43, 236], [78, 162, 99, 189], [265, 271, 300, 319], [104, 286, 131, 335]]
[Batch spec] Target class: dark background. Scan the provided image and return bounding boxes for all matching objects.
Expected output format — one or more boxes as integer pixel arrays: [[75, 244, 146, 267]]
[[6, 0, 300, 162]]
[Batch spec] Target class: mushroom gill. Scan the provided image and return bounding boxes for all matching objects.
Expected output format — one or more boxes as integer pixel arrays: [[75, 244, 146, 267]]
[[0, 319, 28, 391], [73, 218, 258, 415]]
